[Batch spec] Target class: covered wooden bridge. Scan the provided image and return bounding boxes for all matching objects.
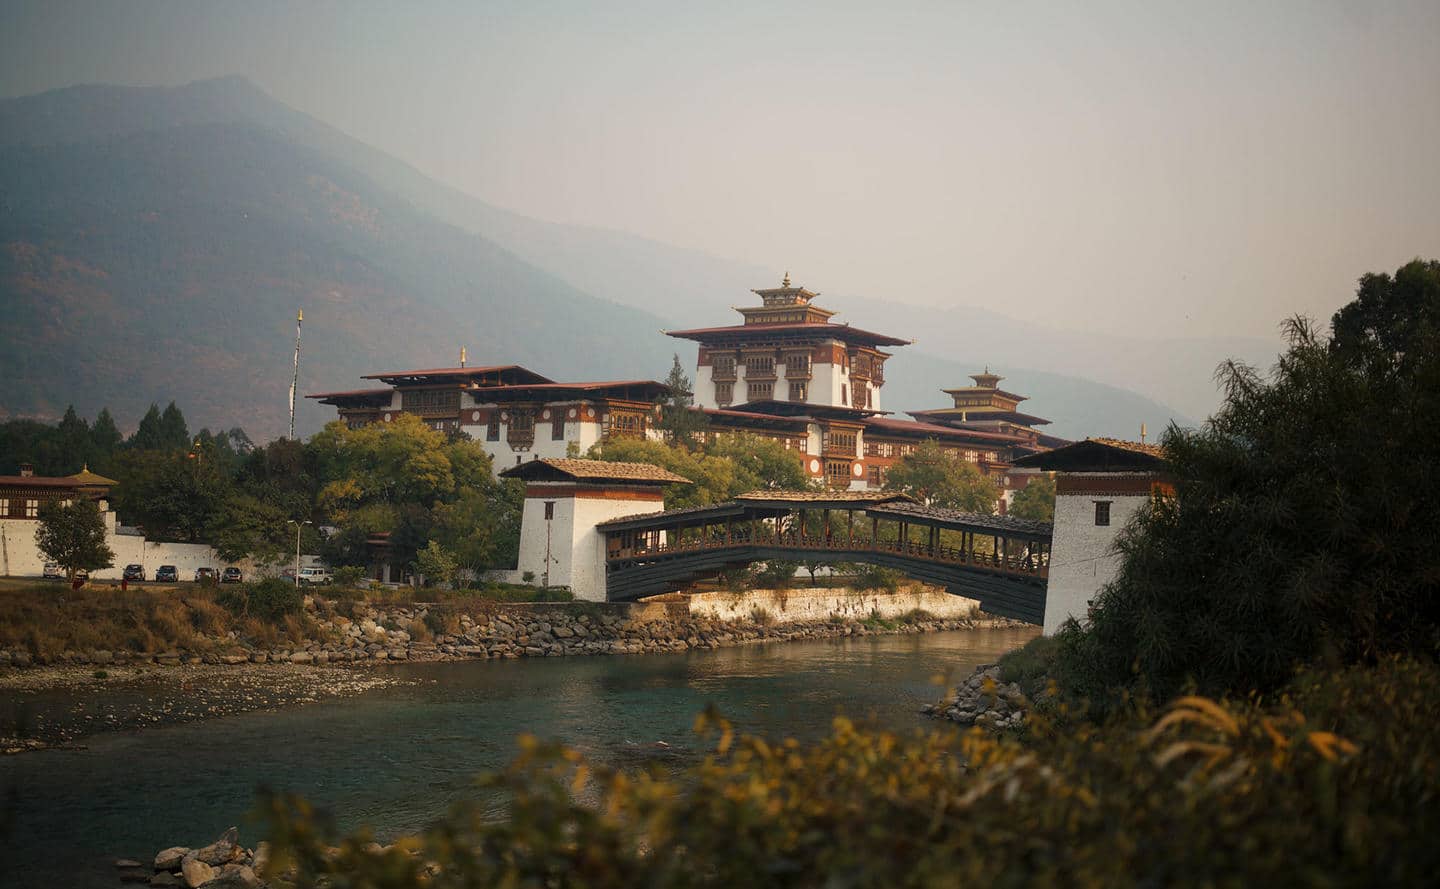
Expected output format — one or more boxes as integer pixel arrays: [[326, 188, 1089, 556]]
[[597, 491, 1052, 624]]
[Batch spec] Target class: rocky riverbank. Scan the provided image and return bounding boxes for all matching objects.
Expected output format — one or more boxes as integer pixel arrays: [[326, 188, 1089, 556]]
[[118, 827, 268, 888], [921, 663, 1030, 731], [1, 598, 1028, 751], [0, 597, 1026, 671]]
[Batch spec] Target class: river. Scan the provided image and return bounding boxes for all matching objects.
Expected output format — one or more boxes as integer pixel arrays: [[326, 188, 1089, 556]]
[[1, 627, 1033, 888]]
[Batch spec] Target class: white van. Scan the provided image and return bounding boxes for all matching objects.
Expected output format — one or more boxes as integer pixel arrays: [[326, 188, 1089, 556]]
[[297, 566, 333, 586]]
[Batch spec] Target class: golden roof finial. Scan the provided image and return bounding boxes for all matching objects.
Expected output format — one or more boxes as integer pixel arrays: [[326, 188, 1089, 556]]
[[460, 346, 467, 368], [297, 308, 303, 322], [782, 271, 791, 287]]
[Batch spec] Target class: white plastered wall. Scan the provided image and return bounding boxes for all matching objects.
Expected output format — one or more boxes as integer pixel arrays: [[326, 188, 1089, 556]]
[[514, 487, 666, 601], [1043, 490, 1150, 634]]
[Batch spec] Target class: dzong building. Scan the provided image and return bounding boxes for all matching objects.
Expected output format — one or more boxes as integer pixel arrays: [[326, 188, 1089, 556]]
[[311, 276, 1066, 509]]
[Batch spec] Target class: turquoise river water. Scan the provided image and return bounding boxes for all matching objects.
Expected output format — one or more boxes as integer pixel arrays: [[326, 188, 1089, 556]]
[[1, 627, 1033, 888]]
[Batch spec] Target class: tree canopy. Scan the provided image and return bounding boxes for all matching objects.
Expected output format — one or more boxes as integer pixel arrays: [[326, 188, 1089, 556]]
[[1057, 258, 1440, 704], [591, 433, 811, 509], [882, 440, 999, 512], [34, 499, 114, 582], [1008, 474, 1056, 522]]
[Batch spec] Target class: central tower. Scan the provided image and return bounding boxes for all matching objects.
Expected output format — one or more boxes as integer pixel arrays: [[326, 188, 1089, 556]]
[[666, 275, 910, 412]]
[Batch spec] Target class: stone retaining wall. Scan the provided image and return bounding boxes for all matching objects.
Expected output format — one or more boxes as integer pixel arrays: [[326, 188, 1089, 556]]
[[672, 583, 979, 624]]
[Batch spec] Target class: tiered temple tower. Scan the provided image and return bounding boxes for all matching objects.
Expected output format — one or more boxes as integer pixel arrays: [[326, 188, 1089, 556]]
[[666, 274, 909, 412]]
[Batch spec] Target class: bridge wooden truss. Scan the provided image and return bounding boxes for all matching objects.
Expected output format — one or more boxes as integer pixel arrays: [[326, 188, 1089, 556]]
[[597, 492, 1052, 624]]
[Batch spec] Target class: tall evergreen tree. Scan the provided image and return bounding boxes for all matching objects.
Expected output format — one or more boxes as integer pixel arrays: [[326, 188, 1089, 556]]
[[130, 404, 167, 451], [90, 408, 123, 469], [658, 354, 708, 448], [56, 405, 91, 472], [159, 401, 190, 451]]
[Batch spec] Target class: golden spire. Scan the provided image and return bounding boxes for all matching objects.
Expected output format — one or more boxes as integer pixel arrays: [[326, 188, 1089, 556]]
[[460, 346, 467, 368], [782, 271, 791, 287], [297, 308, 303, 322]]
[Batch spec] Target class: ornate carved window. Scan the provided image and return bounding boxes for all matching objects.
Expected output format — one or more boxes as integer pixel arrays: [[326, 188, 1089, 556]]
[[744, 355, 775, 379], [747, 381, 773, 401], [400, 388, 460, 418], [788, 382, 808, 402], [486, 416, 500, 441], [607, 411, 647, 439], [551, 412, 566, 440], [506, 409, 535, 449], [714, 382, 733, 405], [712, 356, 737, 381]]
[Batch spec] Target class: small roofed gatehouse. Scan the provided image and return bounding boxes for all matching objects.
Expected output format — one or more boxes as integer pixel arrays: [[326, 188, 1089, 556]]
[[1012, 438, 1170, 634], [498, 458, 691, 600]]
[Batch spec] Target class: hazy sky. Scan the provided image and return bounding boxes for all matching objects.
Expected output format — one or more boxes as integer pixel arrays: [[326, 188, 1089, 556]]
[[4, 0, 1437, 340]]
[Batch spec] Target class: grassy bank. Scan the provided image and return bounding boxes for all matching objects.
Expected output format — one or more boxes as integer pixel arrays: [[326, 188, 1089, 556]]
[[0, 581, 569, 661]]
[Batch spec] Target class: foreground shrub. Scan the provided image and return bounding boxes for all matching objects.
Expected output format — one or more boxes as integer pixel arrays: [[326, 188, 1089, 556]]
[[218, 577, 304, 622], [259, 657, 1440, 888]]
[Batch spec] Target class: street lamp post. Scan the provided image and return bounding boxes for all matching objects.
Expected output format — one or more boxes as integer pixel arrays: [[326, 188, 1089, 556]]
[[288, 519, 312, 588]]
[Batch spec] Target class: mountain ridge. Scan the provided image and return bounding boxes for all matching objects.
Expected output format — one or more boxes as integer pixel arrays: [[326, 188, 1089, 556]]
[[0, 77, 1198, 440]]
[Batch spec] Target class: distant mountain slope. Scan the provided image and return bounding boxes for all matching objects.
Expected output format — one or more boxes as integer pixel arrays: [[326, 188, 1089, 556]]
[[0, 77, 1198, 441], [0, 122, 678, 437]]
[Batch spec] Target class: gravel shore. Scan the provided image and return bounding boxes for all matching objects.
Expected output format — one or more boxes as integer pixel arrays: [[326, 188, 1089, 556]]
[[0, 662, 410, 753]]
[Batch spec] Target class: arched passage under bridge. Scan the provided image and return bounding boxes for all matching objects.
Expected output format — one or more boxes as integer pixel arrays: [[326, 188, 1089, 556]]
[[597, 491, 1052, 624]]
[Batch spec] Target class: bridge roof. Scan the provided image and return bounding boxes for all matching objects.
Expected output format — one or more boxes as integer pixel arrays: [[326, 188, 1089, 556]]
[[595, 490, 916, 533], [734, 490, 916, 509], [864, 501, 1053, 539]]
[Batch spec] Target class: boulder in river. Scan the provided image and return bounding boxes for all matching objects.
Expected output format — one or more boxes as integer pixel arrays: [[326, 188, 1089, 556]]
[[191, 826, 239, 866], [180, 857, 215, 888], [154, 847, 189, 871]]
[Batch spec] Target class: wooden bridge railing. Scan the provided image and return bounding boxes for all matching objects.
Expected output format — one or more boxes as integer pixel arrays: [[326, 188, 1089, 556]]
[[606, 531, 1049, 578]]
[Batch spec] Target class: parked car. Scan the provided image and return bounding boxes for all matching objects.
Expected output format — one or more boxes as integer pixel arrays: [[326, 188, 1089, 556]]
[[221, 567, 243, 584], [194, 567, 217, 583], [43, 563, 64, 580], [297, 566, 333, 586], [155, 565, 179, 582], [122, 564, 146, 582]]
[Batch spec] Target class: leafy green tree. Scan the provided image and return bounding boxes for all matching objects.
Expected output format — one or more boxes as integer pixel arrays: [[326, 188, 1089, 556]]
[[1009, 474, 1056, 522], [111, 449, 230, 541], [34, 499, 114, 582], [705, 433, 812, 492], [589, 437, 741, 508], [1331, 258, 1440, 360], [882, 440, 999, 511], [658, 354, 708, 448], [1058, 259, 1440, 704], [593, 433, 811, 508], [415, 540, 458, 588], [208, 494, 291, 564], [307, 415, 513, 571], [431, 482, 524, 573], [310, 415, 487, 517]]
